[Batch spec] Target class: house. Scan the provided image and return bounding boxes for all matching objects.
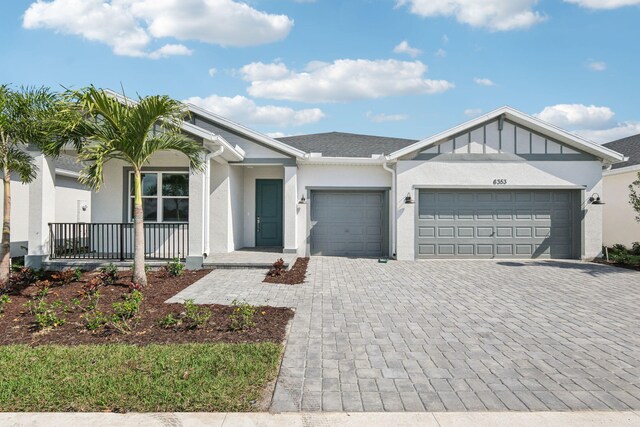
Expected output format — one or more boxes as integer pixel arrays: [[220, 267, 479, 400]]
[[602, 134, 640, 248], [23, 105, 625, 269], [1, 153, 91, 257]]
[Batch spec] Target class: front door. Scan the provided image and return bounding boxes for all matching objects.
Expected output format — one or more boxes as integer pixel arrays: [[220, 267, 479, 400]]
[[255, 179, 283, 247]]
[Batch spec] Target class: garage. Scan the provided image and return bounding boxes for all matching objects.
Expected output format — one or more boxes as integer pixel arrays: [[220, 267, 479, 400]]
[[416, 189, 579, 259], [310, 190, 387, 257]]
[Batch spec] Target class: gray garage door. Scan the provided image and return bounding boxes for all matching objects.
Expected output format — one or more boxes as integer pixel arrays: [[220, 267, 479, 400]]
[[417, 189, 578, 259], [310, 191, 386, 257]]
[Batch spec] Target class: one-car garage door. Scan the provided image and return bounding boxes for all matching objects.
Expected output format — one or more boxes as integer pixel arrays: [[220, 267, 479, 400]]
[[417, 189, 578, 259], [310, 190, 387, 257]]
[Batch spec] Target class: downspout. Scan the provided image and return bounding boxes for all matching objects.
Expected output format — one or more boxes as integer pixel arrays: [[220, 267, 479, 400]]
[[382, 159, 396, 259], [203, 145, 224, 256]]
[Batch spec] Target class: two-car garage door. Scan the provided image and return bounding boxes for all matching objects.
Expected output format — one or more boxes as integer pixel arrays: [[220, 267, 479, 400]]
[[416, 189, 578, 259]]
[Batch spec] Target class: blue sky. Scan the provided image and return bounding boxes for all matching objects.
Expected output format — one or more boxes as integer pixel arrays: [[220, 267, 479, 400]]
[[1, 0, 639, 143]]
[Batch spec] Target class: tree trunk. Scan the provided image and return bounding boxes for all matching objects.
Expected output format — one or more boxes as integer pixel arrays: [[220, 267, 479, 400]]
[[132, 169, 147, 286], [0, 161, 11, 287]]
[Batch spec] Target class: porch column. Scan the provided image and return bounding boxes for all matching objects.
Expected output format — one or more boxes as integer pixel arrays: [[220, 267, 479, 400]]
[[283, 165, 298, 253], [186, 156, 206, 269], [25, 151, 56, 268]]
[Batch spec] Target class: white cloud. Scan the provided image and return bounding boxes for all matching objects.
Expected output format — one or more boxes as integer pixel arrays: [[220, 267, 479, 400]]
[[573, 122, 640, 143], [241, 59, 455, 103], [208, 68, 217, 77], [148, 43, 192, 59], [183, 94, 324, 127], [23, 0, 293, 57], [365, 112, 409, 123], [393, 40, 422, 58], [464, 108, 483, 117], [435, 48, 447, 57], [266, 132, 288, 138], [564, 0, 640, 9], [474, 77, 496, 86], [535, 103, 640, 143], [442, 34, 449, 44], [396, 0, 546, 31], [536, 104, 615, 129], [587, 60, 607, 71]]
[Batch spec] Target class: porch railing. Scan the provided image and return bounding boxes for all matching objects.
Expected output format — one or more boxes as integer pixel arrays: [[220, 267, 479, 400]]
[[49, 223, 189, 261]]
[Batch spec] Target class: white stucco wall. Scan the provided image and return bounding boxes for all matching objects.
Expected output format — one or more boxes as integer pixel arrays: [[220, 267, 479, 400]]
[[396, 160, 604, 260], [54, 176, 92, 223], [603, 169, 640, 247], [295, 164, 392, 256], [0, 178, 30, 256]]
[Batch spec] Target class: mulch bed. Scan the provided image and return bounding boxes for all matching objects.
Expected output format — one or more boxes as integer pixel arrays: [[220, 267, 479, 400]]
[[263, 257, 309, 285], [0, 269, 294, 346]]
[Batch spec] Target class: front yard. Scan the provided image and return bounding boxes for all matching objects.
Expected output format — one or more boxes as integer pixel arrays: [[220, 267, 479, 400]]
[[0, 262, 295, 412]]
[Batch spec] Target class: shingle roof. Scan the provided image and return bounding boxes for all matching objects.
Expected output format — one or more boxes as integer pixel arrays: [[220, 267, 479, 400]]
[[603, 133, 640, 169], [276, 132, 418, 158], [53, 154, 84, 173]]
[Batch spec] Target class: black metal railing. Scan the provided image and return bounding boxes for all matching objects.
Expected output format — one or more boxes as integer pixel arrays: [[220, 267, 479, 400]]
[[49, 223, 189, 261]]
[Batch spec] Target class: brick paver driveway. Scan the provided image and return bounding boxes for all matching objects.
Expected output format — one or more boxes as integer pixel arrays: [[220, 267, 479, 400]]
[[169, 258, 640, 412]]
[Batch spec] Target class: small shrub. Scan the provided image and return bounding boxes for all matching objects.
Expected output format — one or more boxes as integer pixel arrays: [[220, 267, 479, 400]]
[[51, 268, 82, 286], [631, 242, 640, 256], [112, 290, 143, 321], [98, 263, 118, 285], [25, 299, 67, 330], [158, 313, 180, 329], [128, 282, 143, 292], [611, 243, 627, 254], [267, 258, 286, 277], [8, 266, 44, 291], [229, 299, 257, 331], [184, 299, 211, 329], [610, 252, 632, 264], [0, 294, 11, 315], [80, 277, 102, 297], [85, 310, 108, 331], [164, 258, 185, 277]]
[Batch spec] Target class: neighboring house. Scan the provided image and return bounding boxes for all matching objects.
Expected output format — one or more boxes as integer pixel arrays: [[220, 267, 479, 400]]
[[602, 134, 640, 248], [23, 104, 625, 269], [1, 153, 91, 257]]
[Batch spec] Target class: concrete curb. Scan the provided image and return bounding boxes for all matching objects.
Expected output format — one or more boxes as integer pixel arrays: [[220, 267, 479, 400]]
[[0, 411, 639, 426]]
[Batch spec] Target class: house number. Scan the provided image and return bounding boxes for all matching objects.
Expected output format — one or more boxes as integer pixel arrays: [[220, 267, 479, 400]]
[[493, 179, 507, 185]]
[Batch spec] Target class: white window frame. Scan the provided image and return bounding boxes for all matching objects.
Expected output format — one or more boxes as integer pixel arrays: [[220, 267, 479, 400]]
[[127, 171, 189, 223]]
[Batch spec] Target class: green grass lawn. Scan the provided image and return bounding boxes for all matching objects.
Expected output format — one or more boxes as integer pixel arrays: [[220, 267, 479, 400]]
[[0, 343, 282, 412]]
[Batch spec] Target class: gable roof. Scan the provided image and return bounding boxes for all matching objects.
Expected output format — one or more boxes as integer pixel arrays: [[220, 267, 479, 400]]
[[388, 106, 627, 164], [276, 132, 418, 158], [603, 133, 640, 170]]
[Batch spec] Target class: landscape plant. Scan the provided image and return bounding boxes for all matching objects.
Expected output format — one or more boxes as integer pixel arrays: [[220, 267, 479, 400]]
[[164, 258, 185, 277], [229, 299, 257, 331], [48, 87, 205, 286]]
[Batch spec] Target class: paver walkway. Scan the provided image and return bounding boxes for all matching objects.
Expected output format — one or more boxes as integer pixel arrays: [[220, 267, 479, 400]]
[[169, 258, 640, 412]]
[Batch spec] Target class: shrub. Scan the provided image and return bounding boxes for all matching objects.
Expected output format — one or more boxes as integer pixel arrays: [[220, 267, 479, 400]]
[[51, 268, 82, 286], [184, 299, 211, 329], [112, 290, 143, 321], [80, 277, 102, 297], [158, 313, 180, 329], [164, 258, 185, 277], [631, 242, 640, 256], [611, 243, 627, 254], [128, 282, 143, 292], [85, 310, 108, 331], [98, 263, 118, 285], [0, 294, 11, 315], [25, 299, 67, 330], [8, 266, 44, 291], [229, 299, 257, 331], [267, 258, 286, 277]]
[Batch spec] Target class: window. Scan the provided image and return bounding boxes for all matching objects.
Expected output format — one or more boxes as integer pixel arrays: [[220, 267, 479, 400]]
[[128, 172, 189, 222]]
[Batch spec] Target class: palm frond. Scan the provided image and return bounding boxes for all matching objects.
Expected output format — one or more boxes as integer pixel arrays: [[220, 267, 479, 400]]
[[144, 133, 205, 172], [4, 146, 37, 184]]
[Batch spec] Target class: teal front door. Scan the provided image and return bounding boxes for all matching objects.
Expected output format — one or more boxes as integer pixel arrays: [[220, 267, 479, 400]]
[[255, 179, 283, 247]]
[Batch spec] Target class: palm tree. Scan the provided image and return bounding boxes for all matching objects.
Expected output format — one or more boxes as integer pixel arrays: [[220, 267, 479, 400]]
[[71, 87, 205, 286], [0, 85, 72, 286]]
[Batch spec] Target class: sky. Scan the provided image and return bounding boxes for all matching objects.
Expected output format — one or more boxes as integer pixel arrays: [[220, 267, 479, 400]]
[[0, 0, 639, 143]]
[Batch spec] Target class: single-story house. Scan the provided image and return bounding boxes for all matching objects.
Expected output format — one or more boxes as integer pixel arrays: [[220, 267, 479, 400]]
[[602, 134, 640, 248], [22, 103, 625, 269], [1, 153, 91, 257]]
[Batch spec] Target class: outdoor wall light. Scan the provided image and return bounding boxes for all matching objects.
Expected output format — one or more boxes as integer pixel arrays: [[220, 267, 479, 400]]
[[405, 192, 415, 204], [298, 195, 307, 204], [589, 193, 605, 205]]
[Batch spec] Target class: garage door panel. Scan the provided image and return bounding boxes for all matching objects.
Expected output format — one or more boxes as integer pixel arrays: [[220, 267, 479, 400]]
[[311, 191, 386, 257], [417, 189, 576, 259]]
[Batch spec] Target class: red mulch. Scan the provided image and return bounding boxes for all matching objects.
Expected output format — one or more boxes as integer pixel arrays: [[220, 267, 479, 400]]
[[0, 269, 293, 346], [263, 257, 309, 285]]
